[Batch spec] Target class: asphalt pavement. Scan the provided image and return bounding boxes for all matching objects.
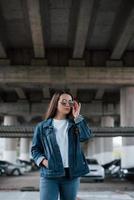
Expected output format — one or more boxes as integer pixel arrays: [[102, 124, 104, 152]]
[[0, 171, 134, 200], [0, 191, 134, 200]]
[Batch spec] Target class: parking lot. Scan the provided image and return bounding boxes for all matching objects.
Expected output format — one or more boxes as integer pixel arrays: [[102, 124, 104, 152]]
[[1, 191, 134, 200], [0, 171, 134, 199], [0, 171, 134, 191]]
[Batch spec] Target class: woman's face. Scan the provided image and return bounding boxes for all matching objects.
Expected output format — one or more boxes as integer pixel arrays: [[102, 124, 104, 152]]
[[57, 93, 74, 116]]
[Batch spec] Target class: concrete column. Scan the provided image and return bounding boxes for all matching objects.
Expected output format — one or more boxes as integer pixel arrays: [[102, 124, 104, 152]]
[[87, 138, 95, 158], [120, 87, 134, 168], [19, 138, 30, 161], [0, 122, 4, 159], [101, 116, 114, 164], [93, 116, 114, 165], [93, 137, 104, 165], [3, 116, 18, 163], [29, 139, 32, 159]]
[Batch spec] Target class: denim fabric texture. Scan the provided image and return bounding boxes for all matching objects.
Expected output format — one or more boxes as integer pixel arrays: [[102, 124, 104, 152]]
[[40, 176, 80, 200], [31, 116, 92, 178]]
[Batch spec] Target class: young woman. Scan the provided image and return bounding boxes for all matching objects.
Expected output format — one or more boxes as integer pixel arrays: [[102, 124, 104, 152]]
[[31, 90, 92, 200]]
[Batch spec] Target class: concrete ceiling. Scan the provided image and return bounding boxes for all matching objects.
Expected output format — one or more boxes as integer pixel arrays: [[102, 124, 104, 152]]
[[0, 0, 134, 62], [0, 0, 134, 111]]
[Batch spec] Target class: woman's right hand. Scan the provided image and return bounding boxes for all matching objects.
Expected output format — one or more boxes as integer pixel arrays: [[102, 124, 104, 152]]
[[41, 159, 48, 168], [72, 100, 81, 119]]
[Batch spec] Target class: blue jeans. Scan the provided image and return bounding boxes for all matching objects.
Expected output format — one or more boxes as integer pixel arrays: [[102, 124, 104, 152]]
[[40, 176, 80, 200]]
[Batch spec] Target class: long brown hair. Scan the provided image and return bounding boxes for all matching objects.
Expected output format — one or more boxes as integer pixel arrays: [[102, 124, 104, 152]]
[[45, 90, 74, 120]]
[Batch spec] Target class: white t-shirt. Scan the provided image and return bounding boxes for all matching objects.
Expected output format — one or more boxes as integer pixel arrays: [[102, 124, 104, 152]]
[[53, 119, 69, 168]]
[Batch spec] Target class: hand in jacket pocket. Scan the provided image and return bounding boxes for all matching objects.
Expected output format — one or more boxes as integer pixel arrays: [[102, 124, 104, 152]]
[[41, 159, 48, 168]]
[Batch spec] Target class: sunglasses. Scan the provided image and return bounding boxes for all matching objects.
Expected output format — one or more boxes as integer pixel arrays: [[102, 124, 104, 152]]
[[59, 100, 74, 107]]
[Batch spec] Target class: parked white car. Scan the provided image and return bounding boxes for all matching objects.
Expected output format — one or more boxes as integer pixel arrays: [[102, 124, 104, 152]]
[[82, 158, 105, 182]]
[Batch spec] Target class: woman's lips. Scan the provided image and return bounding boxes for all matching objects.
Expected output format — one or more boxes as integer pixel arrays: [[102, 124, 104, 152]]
[[64, 107, 70, 110]]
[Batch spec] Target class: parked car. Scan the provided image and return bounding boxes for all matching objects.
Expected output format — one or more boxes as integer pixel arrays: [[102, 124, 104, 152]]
[[0, 166, 5, 175], [82, 158, 105, 182], [16, 159, 32, 172], [104, 159, 121, 178], [103, 159, 121, 171], [30, 159, 39, 171], [121, 167, 134, 181], [0, 160, 25, 176]]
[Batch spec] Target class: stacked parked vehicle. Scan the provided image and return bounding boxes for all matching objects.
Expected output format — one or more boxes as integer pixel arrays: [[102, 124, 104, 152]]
[[16, 159, 32, 172], [120, 167, 134, 181], [16, 159, 39, 172], [103, 159, 121, 178]]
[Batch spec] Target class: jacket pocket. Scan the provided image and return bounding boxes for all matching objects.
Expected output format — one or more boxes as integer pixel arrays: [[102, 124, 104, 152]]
[[48, 157, 55, 170], [76, 151, 87, 170]]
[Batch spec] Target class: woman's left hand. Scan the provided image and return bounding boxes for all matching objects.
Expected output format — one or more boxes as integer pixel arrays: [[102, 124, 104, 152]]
[[72, 100, 81, 118]]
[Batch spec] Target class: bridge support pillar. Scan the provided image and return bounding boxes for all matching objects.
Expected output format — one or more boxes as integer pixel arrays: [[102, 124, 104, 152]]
[[120, 87, 134, 168], [19, 138, 30, 161], [3, 116, 18, 163], [94, 116, 114, 165]]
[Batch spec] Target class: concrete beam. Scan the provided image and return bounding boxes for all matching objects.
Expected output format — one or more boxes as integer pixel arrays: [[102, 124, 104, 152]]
[[73, 0, 94, 58], [110, 0, 134, 59], [27, 0, 45, 58], [0, 96, 3, 102], [0, 102, 119, 118], [70, 89, 77, 98], [0, 124, 134, 138], [15, 88, 27, 99], [69, 59, 85, 67], [42, 88, 50, 99], [0, 8, 8, 59], [1, 66, 134, 85], [95, 89, 105, 100], [1, 126, 134, 138], [106, 60, 123, 67], [0, 43, 6, 58]]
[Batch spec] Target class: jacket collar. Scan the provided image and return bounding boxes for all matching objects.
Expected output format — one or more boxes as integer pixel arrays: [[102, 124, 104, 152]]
[[42, 118, 53, 128], [42, 118, 74, 129], [68, 118, 75, 129]]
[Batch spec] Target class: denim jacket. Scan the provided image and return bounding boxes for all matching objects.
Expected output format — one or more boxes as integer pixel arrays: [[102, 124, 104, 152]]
[[31, 115, 92, 178]]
